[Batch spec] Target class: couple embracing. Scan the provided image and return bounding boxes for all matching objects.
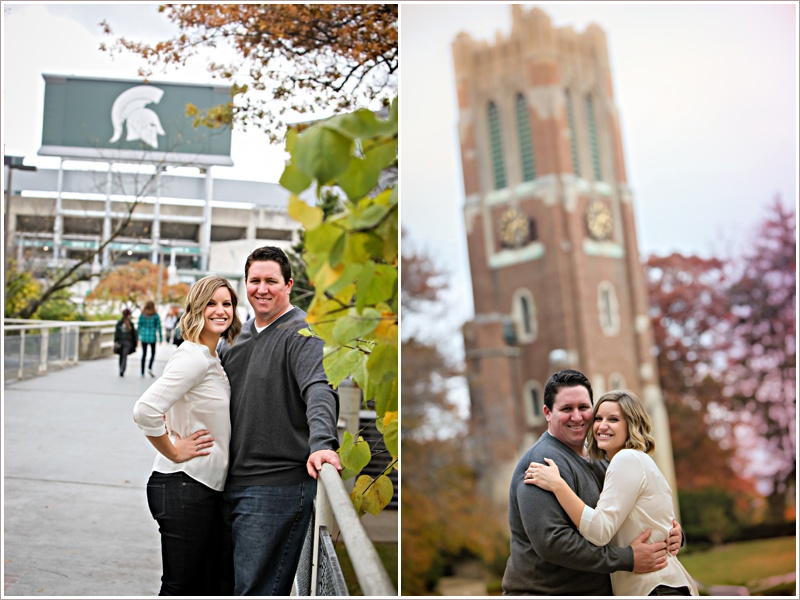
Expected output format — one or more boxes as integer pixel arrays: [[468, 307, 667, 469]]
[[503, 369, 699, 596], [133, 246, 341, 596]]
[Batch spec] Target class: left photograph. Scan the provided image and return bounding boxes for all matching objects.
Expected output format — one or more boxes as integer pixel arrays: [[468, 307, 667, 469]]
[[2, 4, 398, 596]]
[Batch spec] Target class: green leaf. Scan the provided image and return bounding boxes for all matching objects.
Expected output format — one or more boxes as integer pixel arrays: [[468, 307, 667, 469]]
[[295, 125, 354, 185], [329, 232, 346, 268], [382, 411, 398, 460], [351, 204, 389, 230], [288, 195, 322, 230], [361, 264, 397, 306], [356, 260, 376, 313], [332, 308, 381, 345], [353, 474, 394, 517], [338, 431, 371, 480], [279, 160, 313, 194], [338, 139, 397, 200], [325, 262, 361, 296], [324, 108, 397, 140], [305, 222, 344, 254], [323, 346, 366, 389], [373, 375, 398, 417]]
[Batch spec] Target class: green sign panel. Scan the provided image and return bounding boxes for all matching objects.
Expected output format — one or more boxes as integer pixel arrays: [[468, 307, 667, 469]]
[[39, 75, 233, 166]]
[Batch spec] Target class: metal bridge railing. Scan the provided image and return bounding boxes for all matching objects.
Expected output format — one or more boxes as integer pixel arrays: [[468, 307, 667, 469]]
[[3, 319, 117, 382], [293, 463, 395, 596]]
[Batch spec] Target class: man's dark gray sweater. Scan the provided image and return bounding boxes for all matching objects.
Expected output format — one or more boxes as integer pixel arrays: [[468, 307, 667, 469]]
[[218, 308, 339, 487], [502, 431, 634, 595]]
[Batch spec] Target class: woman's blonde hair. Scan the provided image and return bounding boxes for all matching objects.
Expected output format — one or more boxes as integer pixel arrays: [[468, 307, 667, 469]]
[[586, 390, 656, 461], [179, 276, 242, 346]]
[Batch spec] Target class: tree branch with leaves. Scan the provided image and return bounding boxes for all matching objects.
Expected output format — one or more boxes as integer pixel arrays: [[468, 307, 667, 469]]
[[282, 99, 398, 517], [101, 4, 398, 143]]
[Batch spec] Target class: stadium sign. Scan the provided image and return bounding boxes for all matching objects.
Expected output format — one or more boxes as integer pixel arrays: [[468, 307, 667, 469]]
[[39, 75, 233, 166]]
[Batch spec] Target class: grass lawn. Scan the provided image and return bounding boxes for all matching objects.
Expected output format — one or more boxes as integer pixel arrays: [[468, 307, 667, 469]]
[[679, 536, 796, 593]]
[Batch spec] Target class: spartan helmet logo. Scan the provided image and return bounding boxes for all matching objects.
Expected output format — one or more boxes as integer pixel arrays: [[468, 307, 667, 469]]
[[109, 86, 166, 149]]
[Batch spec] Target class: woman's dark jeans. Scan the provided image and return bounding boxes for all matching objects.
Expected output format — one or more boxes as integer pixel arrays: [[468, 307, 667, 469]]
[[141, 342, 156, 374], [648, 584, 692, 596], [146, 471, 232, 596]]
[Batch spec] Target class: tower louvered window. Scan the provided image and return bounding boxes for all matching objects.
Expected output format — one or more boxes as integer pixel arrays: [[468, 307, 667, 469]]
[[565, 90, 580, 177], [586, 94, 602, 181], [488, 101, 507, 189], [515, 93, 536, 182]]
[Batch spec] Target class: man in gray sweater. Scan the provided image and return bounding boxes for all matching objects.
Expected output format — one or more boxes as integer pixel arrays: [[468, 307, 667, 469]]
[[502, 369, 681, 595], [219, 246, 341, 596]]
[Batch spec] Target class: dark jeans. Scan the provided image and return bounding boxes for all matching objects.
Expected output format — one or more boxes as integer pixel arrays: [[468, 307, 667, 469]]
[[223, 480, 316, 596], [141, 342, 156, 374], [649, 585, 692, 596], [118, 344, 133, 375], [146, 471, 232, 596]]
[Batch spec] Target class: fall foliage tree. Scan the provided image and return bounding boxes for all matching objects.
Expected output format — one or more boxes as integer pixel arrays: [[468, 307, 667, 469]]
[[646, 252, 763, 542], [101, 4, 398, 142], [646, 197, 796, 531], [722, 197, 796, 522], [401, 233, 507, 594], [87, 259, 189, 311]]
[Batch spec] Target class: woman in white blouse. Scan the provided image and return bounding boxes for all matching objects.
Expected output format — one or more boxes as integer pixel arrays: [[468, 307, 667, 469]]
[[525, 390, 698, 596], [133, 276, 242, 596]]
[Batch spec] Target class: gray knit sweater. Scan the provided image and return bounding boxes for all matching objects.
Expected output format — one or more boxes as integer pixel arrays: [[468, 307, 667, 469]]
[[502, 431, 634, 595], [218, 307, 339, 487]]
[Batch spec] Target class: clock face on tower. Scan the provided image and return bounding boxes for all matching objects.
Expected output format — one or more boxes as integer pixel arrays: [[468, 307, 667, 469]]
[[585, 199, 613, 240], [499, 208, 531, 247]]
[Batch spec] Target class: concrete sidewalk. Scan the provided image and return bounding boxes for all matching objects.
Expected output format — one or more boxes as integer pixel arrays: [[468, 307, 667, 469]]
[[3, 344, 175, 596], [2, 343, 398, 596]]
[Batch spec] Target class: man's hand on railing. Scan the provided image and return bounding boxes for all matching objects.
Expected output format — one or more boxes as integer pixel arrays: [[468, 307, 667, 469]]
[[306, 449, 342, 479]]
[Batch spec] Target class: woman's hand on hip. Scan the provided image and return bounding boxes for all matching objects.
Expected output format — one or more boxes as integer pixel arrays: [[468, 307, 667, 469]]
[[171, 429, 214, 463]]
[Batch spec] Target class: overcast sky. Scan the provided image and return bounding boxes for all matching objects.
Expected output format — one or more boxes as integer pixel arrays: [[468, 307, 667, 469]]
[[400, 2, 798, 341]]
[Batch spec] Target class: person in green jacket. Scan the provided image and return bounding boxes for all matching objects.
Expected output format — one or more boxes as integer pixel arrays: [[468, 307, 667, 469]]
[[138, 300, 163, 377]]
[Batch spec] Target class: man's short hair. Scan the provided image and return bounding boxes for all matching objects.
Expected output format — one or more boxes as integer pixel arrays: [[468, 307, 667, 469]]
[[543, 369, 593, 410], [244, 246, 292, 283]]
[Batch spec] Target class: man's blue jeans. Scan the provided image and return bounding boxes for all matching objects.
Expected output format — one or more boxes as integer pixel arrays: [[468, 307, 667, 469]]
[[224, 480, 316, 596]]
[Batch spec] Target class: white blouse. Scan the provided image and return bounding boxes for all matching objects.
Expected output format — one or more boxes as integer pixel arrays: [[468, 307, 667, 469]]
[[133, 341, 231, 491], [579, 449, 699, 596]]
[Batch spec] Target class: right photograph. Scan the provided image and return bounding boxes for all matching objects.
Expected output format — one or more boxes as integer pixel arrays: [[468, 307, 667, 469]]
[[400, 3, 797, 597]]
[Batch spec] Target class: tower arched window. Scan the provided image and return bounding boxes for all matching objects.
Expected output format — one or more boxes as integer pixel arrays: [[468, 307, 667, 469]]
[[565, 89, 580, 177], [598, 281, 620, 336], [512, 288, 537, 344], [488, 101, 507, 190], [609, 372, 626, 390], [523, 380, 545, 426], [515, 93, 536, 182], [586, 94, 602, 181]]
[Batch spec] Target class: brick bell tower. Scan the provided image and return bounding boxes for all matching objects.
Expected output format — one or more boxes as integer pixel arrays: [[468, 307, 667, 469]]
[[453, 5, 678, 513]]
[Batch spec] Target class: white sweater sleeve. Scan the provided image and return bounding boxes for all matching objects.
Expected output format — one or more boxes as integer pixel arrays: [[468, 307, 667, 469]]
[[579, 450, 645, 546], [132, 347, 206, 437]]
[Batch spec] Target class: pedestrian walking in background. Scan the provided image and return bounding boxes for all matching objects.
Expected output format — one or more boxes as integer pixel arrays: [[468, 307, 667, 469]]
[[138, 300, 163, 377], [133, 275, 243, 595], [114, 308, 137, 377], [164, 305, 179, 344], [172, 309, 185, 347]]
